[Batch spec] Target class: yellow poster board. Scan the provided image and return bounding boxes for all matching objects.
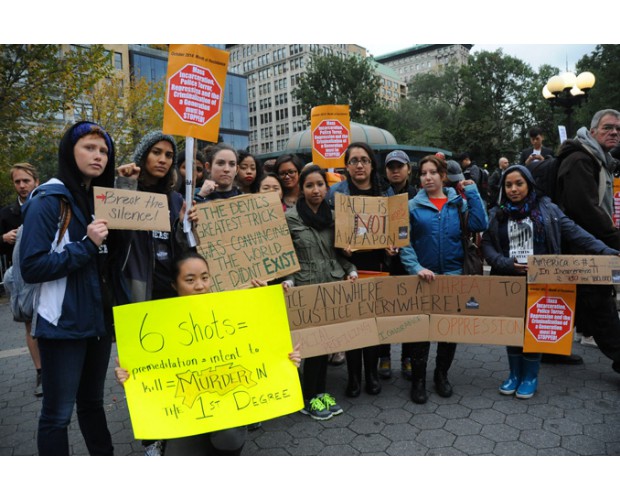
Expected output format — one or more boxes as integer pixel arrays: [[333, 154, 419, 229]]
[[310, 105, 351, 168], [163, 44, 229, 142], [113, 285, 303, 440]]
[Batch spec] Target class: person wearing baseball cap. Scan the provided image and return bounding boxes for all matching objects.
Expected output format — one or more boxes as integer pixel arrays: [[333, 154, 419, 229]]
[[378, 150, 418, 381]]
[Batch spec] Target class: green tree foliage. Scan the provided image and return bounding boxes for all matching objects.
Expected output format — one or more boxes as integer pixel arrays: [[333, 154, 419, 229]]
[[292, 53, 383, 123], [0, 44, 113, 204], [574, 44, 620, 131], [75, 75, 165, 165]]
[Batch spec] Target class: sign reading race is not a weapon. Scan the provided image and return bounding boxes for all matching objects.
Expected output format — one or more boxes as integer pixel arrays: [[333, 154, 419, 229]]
[[334, 193, 410, 249], [113, 285, 303, 440], [194, 191, 300, 292], [93, 187, 170, 232]]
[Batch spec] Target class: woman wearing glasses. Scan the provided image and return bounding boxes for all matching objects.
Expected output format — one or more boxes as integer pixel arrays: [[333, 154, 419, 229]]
[[274, 154, 304, 210], [327, 142, 391, 398]]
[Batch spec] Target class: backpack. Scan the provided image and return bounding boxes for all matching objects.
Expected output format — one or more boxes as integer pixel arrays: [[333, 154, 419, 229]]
[[527, 156, 560, 203], [3, 198, 71, 322]]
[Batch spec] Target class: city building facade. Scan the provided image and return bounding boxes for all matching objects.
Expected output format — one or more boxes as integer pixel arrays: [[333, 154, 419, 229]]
[[374, 44, 473, 83]]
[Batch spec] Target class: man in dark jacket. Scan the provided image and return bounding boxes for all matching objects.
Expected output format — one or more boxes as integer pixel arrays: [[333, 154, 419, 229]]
[[556, 109, 620, 374], [519, 126, 554, 166], [0, 163, 41, 396]]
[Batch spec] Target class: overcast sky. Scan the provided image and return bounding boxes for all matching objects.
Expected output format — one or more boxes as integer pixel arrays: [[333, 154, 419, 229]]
[[364, 44, 599, 73]]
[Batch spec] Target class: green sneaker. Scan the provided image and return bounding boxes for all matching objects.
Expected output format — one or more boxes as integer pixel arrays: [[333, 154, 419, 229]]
[[300, 397, 333, 420], [318, 393, 343, 416]]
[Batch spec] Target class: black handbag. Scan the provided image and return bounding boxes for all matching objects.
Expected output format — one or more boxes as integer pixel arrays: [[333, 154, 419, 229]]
[[457, 208, 483, 275]]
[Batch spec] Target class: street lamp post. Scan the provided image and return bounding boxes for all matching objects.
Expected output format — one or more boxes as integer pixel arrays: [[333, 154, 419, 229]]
[[542, 71, 596, 138]]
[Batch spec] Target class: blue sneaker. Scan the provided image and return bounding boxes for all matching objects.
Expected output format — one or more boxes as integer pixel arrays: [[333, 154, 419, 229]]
[[300, 397, 332, 420]]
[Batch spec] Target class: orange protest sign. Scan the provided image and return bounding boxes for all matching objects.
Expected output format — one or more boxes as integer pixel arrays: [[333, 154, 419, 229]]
[[162, 44, 229, 142], [311, 105, 351, 168], [523, 284, 576, 355]]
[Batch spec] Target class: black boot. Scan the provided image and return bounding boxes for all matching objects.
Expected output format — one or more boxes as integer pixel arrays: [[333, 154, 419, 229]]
[[364, 347, 381, 395], [433, 368, 453, 398], [410, 359, 427, 404], [345, 350, 362, 397]]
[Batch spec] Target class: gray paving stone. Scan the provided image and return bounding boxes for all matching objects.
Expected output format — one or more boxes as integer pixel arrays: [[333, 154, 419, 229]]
[[444, 417, 482, 436], [520, 429, 562, 448], [480, 423, 520, 442], [453, 434, 495, 454], [416, 428, 456, 448], [505, 412, 543, 430]]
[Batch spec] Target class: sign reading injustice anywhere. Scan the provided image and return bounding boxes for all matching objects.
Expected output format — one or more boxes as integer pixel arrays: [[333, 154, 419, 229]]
[[163, 44, 229, 142], [334, 193, 410, 249], [195, 192, 300, 292], [113, 285, 303, 440], [93, 187, 170, 232]]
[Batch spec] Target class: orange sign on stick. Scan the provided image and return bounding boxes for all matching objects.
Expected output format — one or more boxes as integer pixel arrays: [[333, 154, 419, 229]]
[[311, 105, 351, 169], [163, 44, 229, 142]]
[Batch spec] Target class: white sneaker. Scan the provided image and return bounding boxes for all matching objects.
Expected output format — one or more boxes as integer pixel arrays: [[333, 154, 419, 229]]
[[581, 336, 598, 347]]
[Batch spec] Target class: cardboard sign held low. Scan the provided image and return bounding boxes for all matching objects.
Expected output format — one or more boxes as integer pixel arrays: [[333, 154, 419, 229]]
[[527, 255, 620, 285], [334, 193, 410, 249], [93, 187, 170, 232]]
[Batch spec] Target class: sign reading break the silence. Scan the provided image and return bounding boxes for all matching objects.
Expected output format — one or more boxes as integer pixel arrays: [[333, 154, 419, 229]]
[[93, 186, 170, 232], [311, 104, 350, 169], [194, 191, 300, 292], [113, 285, 303, 440], [163, 44, 229, 142], [334, 192, 410, 249]]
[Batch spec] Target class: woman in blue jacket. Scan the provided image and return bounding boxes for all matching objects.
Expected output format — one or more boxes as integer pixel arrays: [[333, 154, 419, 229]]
[[20, 121, 128, 455], [482, 164, 619, 399], [400, 155, 488, 404]]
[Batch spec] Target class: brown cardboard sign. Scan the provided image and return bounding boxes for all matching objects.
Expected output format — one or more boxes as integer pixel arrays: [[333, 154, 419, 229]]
[[93, 187, 170, 231], [290, 319, 378, 358], [374, 275, 526, 318], [527, 255, 620, 285], [429, 315, 524, 346], [377, 315, 429, 344], [195, 192, 300, 292], [334, 193, 410, 249], [284, 278, 380, 330]]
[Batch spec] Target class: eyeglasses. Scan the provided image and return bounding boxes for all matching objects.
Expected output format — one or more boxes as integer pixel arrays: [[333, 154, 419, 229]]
[[600, 124, 620, 133], [347, 157, 372, 167], [278, 169, 298, 178]]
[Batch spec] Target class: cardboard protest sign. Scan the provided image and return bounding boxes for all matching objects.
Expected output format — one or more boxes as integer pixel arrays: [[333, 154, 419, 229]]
[[93, 187, 170, 232], [527, 255, 620, 285], [334, 193, 410, 249], [163, 44, 229, 142], [429, 315, 524, 346], [286, 275, 527, 357], [195, 192, 300, 292], [290, 319, 379, 358], [311, 105, 350, 168], [523, 284, 576, 355], [113, 285, 303, 440]]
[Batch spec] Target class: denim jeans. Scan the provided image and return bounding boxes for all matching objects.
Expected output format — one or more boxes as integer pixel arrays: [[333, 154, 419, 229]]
[[37, 335, 114, 455]]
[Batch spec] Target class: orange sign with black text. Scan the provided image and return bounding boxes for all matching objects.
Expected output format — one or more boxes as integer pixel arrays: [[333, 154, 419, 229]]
[[523, 284, 576, 355], [311, 105, 351, 169], [163, 44, 229, 142]]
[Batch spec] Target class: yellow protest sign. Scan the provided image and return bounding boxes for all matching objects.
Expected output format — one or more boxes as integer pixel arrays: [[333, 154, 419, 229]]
[[311, 105, 351, 168], [113, 285, 303, 440], [163, 44, 229, 142], [93, 187, 170, 231], [334, 193, 410, 249], [195, 191, 300, 292]]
